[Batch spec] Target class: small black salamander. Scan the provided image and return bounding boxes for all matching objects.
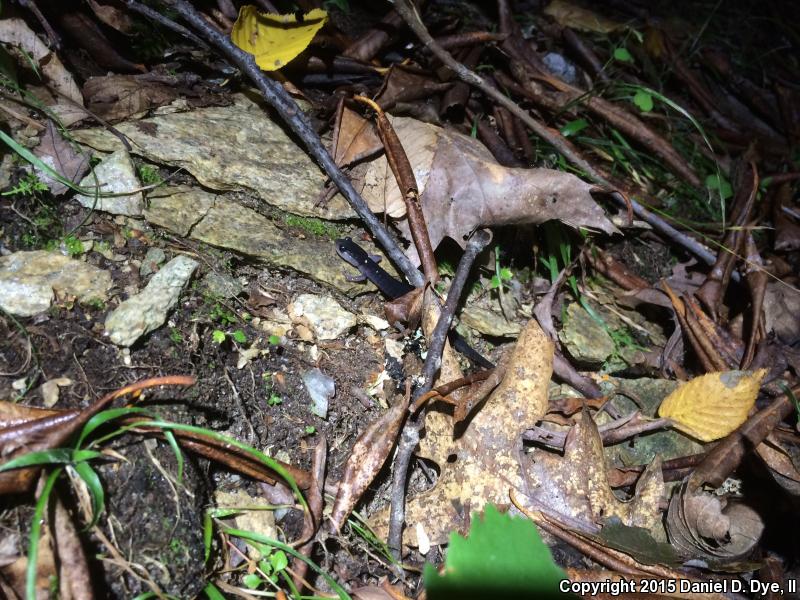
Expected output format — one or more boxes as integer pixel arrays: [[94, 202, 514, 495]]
[[335, 237, 494, 370]]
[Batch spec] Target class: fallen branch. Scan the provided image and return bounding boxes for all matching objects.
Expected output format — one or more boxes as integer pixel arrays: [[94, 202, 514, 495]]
[[387, 229, 492, 557]]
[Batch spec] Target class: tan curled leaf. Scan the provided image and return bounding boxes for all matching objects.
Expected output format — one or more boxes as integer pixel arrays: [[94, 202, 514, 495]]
[[543, 0, 625, 33], [231, 6, 327, 72], [370, 319, 553, 546], [357, 116, 617, 263], [658, 369, 767, 442], [329, 394, 409, 532]]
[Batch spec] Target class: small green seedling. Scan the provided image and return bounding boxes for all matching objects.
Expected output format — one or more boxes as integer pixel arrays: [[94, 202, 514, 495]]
[[304, 425, 316, 435], [2, 172, 48, 197], [267, 393, 282, 407], [137, 164, 162, 185], [210, 329, 247, 345]]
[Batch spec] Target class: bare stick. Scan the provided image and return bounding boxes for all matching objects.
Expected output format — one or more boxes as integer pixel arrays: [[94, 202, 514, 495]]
[[387, 229, 492, 556], [161, 0, 424, 288]]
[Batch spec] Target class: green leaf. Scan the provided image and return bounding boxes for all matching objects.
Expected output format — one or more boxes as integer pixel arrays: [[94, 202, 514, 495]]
[[560, 118, 589, 137], [489, 275, 501, 289], [27, 469, 61, 600], [203, 584, 226, 600], [633, 89, 653, 112], [73, 461, 105, 528], [203, 512, 213, 564], [0, 448, 103, 471], [705, 173, 733, 200], [613, 47, 633, 62], [270, 550, 288, 572], [231, 329, 247, 344], [424, 505, 569, 599], [211, 330, 226, 344], [499, 267, 513, 281], [242, 573, 263, 589], [268, 334, 281, 345]]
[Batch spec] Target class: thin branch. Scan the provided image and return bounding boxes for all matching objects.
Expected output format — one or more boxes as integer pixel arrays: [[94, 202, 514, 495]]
[[160, 0, 424, 288], [387, 229, 492, 556]]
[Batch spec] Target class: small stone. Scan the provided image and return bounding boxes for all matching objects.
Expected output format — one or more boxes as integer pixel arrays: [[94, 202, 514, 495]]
[[0, 250, 112, 316], [288, 293, 356, 341], [202, 271, 242, 299], [105, 255, 198, 346], [139, 247, 166, 278], [559, 302, 615, 365], [302, 368, 335, 419], [75, 149, 144, 216], [461, 306, 521, 338]]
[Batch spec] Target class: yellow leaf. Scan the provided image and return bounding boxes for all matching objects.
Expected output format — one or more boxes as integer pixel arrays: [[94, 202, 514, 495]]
[[231, 6, 327, 72], [543, 0, 624, 33], [658, 369, 767, 442]]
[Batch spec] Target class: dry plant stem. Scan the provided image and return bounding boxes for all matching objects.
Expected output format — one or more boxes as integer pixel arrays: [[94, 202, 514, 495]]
[[354, 95, 438, 283], [387, 229, 492, 557], [160, 0, 424, 289]]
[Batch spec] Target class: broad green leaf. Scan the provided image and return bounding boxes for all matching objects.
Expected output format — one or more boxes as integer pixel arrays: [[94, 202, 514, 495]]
[[231, 330, 247, 344], [613, 47, 633, 62], [204, 584, 226, 600], [424, 505, 569, 599], [211, 330, 226, 344], [231, 6, 327, 71], [243, 573, 263, 589], [705, 173, 733, 201], [560, 118, 589, 137], [633, 89, 654, 112]]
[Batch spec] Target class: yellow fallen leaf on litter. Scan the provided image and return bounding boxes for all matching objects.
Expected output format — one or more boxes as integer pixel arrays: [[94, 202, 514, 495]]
[[658, 369, 767, 442], [231, 6, 327, 72], [543, 0, 624, 33]]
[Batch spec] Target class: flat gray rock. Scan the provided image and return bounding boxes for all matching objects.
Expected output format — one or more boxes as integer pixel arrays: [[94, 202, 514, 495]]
[[0, 250, 111, 316], [75, 149, 143, 216], [72, 94, 353, 220], [105, 254, 198, 346], [144, 185, 371, 295]]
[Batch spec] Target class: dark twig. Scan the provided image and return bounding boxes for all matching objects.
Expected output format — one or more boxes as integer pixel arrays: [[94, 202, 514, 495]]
[[159, 0, 424, 288], [125, 0, 210, 49], [387, 229, 492, 557]]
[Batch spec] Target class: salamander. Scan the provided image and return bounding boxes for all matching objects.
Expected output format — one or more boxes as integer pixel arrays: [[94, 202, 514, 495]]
[[336, 237, 495, 370]]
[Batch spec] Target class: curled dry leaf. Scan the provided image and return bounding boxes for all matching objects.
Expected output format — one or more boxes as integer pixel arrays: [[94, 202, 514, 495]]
[[0, 18, 83, 125], [524, 409, 665, 535], [329, 394, 410, 532], [658, 369, 767, 442], [34, 121, 89, 196], [666, 479, 764, 561], [355, 116, 618, 262], [370, 319, 553, 546], [83, 75, 181, 123]]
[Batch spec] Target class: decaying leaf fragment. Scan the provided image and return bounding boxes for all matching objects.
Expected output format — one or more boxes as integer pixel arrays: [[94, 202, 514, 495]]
[[666, 479, 764, 561], [658, 369, 766, 442], [330, 394, 410, 532], [231, 6, 327, 71], [355, 116, 618, 262], [370, 319, 553, 546], [524, 410, 665, 535]]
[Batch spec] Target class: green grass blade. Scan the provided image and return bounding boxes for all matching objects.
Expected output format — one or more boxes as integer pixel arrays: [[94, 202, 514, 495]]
[[163, 430, 184, 484], [133, 421, 308, 512], [73, 461, 105, 528], [222, 527, 352, 600], [26, 468, 61, 600], [203, 583, 226, 600], [0, 449, 103, 472], [77, 407, 152, 448]]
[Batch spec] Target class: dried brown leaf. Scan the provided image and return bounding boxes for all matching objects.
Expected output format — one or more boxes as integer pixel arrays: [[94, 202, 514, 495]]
[[330, 395, 409, 532], [525, 410, 664, 534], [83, 75, 180, 123], [658, 369, 766, 442], [666, 480, 764, 561], [331, 103, 382, 167], [33, 121, 89, 196], [370, 319, 553, 546], [359, 117, 617, 262], [86, 0, 134, 34]]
